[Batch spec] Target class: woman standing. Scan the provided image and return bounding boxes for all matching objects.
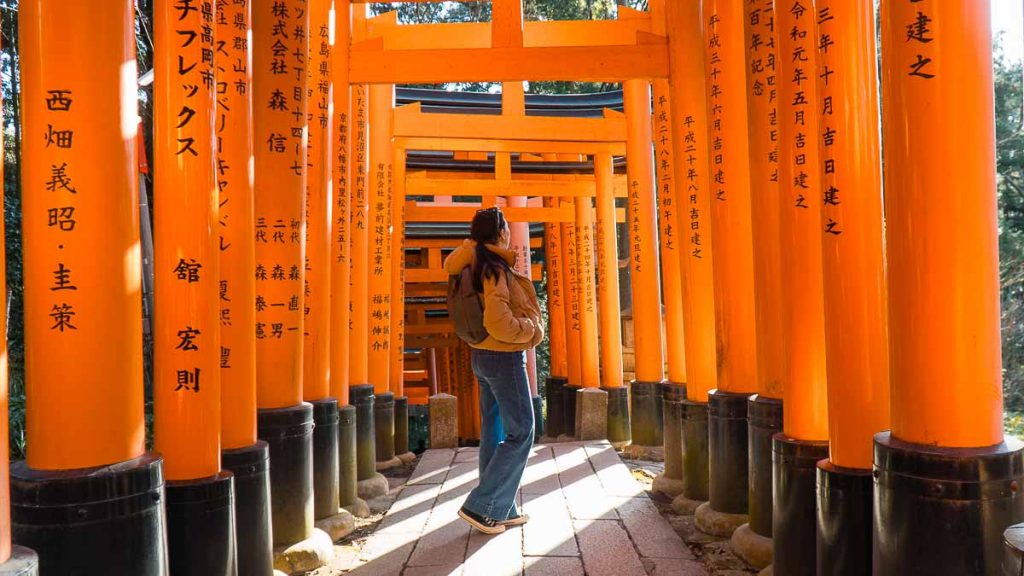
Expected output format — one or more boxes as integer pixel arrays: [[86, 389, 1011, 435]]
[[444, 207, 545, 534]]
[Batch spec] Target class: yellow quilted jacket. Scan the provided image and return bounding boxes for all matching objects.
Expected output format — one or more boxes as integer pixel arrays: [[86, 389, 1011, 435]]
[[443, 240, 545, 352]]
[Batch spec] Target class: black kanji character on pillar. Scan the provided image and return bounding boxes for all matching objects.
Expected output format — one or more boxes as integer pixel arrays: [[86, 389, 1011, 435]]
[[44, 125, 74, 149], [908, 54, 936, 79], [173, 258, 203, 282], [46, 163, 77, 194], [175, 326, 201, 351], [906, 11, 933, 44], [175, 368, 201, 392], [49, 303, 77, 332], [45, 90, 73, 112], [50, 263, 77, 291], [47, 207, 76, 231]]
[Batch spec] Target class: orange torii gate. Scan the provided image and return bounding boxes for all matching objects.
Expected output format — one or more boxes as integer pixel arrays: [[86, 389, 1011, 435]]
[[388, 85, 644, 444], [2, 2, 1017, 575]]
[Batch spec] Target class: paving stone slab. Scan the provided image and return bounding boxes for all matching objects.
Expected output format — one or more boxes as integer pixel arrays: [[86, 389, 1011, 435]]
[[350, 538, 417, 576], [402, 565, 465, 576], [521, 446, 561, 495], [408, 450, 456, 486], [584, 443, 646, 498], [642, 557, 711, 575], [574, 519, 647, 576], [464, 526, 525, 576], [522, 491, 578, 557], [617, 497, 694, 560], [408, 497, 472, 567], [376, 484, 442, 536], [524, 556, 585, 576]]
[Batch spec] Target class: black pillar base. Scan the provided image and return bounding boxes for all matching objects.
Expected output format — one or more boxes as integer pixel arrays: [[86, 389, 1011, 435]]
[[662, 383, 686, 484], [563, 384, 582, 437], [166, 471, 237, 576], [312, 398, 340, 520], [630, 380, 664, 447], [748, 395, 782, 537], [545, 377, 567, 438], [0, 545, 38, 576], [374, 391, 396, 464], [395, 396, 411, 457], [873, 432, 1024, 576], [772, 434, 828, 576], [708, 389, 750, 515], [222, 441, 273, 576], [338, 405, 359, 507], [10, 452, 168, 575], [350, 384, 377, 481], [682, 399, 710, 501], [605, 386, 632, 445], [816, 459, 872, 576], [408, 403, 429, 453], [532, 395, 545, 439], [258, 403, 314, 546]]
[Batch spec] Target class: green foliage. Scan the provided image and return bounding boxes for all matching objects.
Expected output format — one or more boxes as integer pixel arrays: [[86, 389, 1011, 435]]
[[997, 43, 1024, 420]]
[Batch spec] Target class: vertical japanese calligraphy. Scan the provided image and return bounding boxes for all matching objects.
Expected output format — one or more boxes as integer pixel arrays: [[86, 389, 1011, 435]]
[[544, 197, 568, 379], [623, 80, 666, 384], [560, 198, 583, 387], [217, 0, 258, 450], [22, 1, 145, 470], [881, 0, 1001, 447], [666, 0, 718, 404], [776, 0, 828, 441], [575, 197, 599, 389], [389, 147, 407, 398], [652, 86, 688, 386], [367, 84, 394, 395], [594, 154, 625, 389], [703, 0, 758, 394], [252, 0, 308, 409], [303, 0, 332, 403], [349, 82, 369, 386], [330, 0, 352, 405], [649, 0, 687, 388], [745, 0, 786, 400], [815, 0, 890, 469], [154, 0, 221, 480]]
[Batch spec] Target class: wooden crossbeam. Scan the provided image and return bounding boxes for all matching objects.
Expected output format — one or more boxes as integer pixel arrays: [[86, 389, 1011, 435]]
[[397, 136, 627, 156], [405, 237, 543, 249], [350, 41, 669, 84], [405, 202, 626, 224], [394, 104, 626, 143], [363, 18, 653, 50], [405, 175, 628, 198], [406, 203, 568, 223], [491, 0, 524, 48], [406, 265, 542, 284]]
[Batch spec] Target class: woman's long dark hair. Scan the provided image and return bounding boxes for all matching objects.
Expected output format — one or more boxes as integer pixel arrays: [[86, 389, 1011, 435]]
[[470, 207, 511, 292]]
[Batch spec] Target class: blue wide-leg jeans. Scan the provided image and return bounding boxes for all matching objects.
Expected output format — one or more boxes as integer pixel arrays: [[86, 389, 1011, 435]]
[[463, 348, 535, 521]]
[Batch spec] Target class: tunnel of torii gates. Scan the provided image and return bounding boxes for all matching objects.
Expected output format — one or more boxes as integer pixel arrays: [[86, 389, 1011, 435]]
[[0, 0, 1017, 575]]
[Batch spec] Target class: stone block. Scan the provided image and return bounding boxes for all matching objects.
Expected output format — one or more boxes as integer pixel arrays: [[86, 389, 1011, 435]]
[[429, 394, 458, 449], [273, 528, 334, 574], [694, 502, 748, 539], [356, 471, 390, 500], [575, 388, 609, 442], [314, 509, 356, 542], [730, 523, 773, 569]]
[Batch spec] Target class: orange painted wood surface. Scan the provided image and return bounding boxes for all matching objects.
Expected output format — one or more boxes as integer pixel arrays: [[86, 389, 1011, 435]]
[[21, 0, 146, 470], [817, 0, 890, 469], [882, 0, 1001, 448]]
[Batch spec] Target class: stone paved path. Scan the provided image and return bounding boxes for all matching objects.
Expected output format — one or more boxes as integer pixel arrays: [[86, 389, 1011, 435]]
[[342, 442, 708, 576]]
